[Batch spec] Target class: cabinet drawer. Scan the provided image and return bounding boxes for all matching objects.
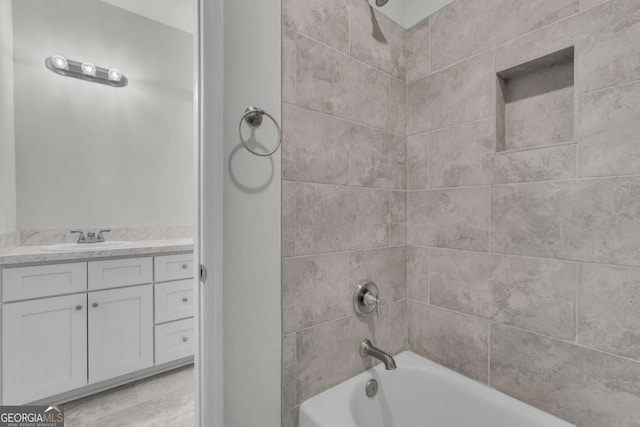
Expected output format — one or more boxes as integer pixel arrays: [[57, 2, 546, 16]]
[[88, 257, 152, 290], [155, 279, 195, 324], [154, 254, 194, 282], [2, 263, 87, 302], [155, 318, 195, 365]]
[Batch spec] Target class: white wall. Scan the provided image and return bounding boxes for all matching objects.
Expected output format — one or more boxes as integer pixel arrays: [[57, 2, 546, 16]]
[[223, 0, 282, 425], [0, 0, 16, 235], [373, 0, 453, 28], [13, 0, 193, 230]]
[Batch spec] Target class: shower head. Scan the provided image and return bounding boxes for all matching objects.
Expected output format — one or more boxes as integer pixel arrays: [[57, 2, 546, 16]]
[[375, 0, 389, 6]]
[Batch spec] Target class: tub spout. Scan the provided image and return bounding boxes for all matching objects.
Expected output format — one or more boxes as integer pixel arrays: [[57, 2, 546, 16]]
[[359, 339, 397, 370]]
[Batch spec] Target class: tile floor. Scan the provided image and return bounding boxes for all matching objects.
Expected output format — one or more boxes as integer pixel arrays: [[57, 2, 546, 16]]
[[62, 365, 194, 427]]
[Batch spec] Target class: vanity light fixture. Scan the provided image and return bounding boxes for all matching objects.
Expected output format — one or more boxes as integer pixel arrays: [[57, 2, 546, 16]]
[[45, 55, 128, 87], [50, 55, 68, 70], [81, 62, 96, 76]]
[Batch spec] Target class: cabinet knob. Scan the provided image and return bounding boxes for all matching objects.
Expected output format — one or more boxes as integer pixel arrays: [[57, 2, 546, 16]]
[[92, 302, 99, 308], [182, 297, 189, 303], [182, 264, 188, 269], [182, 336, 189, 342], [75, 305, 83, 311]]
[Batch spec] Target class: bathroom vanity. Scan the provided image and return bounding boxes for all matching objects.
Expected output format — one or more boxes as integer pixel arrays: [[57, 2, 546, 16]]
[[0, 240, 195, 405]]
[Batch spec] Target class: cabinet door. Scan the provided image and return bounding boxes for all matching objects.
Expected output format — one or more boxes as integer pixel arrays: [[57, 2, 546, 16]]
[[88, 285, 153, 384], [2, 294, 88, 404]]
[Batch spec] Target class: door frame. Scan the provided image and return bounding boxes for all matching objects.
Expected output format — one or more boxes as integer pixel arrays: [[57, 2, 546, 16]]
[[195, 0, 225, 426]]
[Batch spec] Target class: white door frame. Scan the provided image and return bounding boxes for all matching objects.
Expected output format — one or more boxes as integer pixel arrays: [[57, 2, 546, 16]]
[[195, 0, 225, 425]]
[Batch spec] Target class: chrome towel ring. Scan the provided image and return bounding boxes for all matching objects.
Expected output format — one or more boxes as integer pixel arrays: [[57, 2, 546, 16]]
[[238, 106, 282, 157]]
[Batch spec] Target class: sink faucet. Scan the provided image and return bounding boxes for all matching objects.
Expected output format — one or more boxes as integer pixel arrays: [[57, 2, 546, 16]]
[[359, 339, 397, 370], [70, 229, 111, 244]]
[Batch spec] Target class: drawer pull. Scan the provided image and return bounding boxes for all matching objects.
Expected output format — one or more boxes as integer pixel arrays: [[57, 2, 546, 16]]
[[182, 336, 189, 342], [182, 297, 189, 303], [75, 305, 83, 311], [92, 302, 100, 308], [182, 264, 188, 269]]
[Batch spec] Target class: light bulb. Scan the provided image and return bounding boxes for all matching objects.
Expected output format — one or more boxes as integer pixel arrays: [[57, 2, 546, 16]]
[[108, 68, 122, 82], [81, 62, 96, 76], [51, 55, 68, 70]]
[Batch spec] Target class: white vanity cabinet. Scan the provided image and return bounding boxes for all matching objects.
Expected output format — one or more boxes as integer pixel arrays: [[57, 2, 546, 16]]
[[1, 251, 194, 405], [88, 285, 154, 383], [2, 293, 88, 404], [153, 254, 196, 364]]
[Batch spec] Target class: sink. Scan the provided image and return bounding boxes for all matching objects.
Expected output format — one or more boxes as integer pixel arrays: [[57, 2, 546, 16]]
[[41, 241, 132, 252]]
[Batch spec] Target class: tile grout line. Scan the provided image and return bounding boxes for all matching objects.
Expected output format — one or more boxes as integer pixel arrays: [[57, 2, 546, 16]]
[[575, 263, 580, 344], [409, 298, 640, 367], [282, 102, 407, 139]]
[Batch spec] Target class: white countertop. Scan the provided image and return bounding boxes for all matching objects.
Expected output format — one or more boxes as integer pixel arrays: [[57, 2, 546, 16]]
[[0, 238, 194, 266]]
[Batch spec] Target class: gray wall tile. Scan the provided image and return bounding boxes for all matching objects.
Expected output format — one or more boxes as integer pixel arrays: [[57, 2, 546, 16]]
[[496, 1, 640, 93], [390, 191, 406, 246], [430, 0, 579, 71], [430, 249, 576, 340], [492, 178, 640, 266], [386, 300, 408, 354], [283, 105, 350, 185], [579, 263, 640, 360], [389, 78, 407, 136], [295, 183, 389, 255], [282, 333, 297, 412], [408, 187, 491, 251], [429, 119, 495, 188], [407, 133, 429, 190], [283, 28, 296, 104], [296, 35, 390, 129], [283, 181, 296, 257], [283, 253, 351, 333], [283, 0, 349, 53], [494, 145, 577, 184], [297, 307, 402, 401], [408, 52, 495, 135], [409, 301, 489, 383], [349, 0, 406, 80], [349, 124, 406, 189], [581, 0, 607, 9], [282, 407, 299, 427], [405, 18, 430, 84], [578, 81, 640, 177], [297, 316, 365, 402], [491, 323, 640, 427], [407, 246, 429, 303], [351, 246, 407, 304], [577, 1, 640, 95]]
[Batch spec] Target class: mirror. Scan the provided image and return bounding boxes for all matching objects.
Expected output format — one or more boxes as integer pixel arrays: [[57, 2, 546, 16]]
[[0, 0, 197, 424]]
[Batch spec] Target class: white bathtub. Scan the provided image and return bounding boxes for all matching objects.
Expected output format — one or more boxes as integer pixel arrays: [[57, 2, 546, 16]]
[[299, 351, 574, 427]]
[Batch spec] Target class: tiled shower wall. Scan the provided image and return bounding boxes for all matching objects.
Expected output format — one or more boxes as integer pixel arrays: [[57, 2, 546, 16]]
[[281, 0, 410, 425], [406, 0, 640, 426], [283, 0, 640, 426]]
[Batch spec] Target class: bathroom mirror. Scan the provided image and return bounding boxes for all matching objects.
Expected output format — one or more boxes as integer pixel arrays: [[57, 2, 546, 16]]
[[4, 0, 195, 238]]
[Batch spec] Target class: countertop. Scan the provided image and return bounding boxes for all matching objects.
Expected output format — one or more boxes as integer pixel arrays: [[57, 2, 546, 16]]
[[0, 238, 194, 266]]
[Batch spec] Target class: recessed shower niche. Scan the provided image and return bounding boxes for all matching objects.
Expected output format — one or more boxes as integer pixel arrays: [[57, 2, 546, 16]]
[[496, 47, 575, 152]]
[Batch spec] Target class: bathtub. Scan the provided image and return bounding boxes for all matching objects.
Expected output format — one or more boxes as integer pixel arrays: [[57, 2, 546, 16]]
[[299, 351, 574, 427]]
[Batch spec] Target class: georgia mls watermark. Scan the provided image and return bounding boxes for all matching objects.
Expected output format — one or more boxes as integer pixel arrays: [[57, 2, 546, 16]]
[[0, 406, 64, 427]]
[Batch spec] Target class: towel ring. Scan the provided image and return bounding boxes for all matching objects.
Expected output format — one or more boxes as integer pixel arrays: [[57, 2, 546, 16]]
[[238, 106, 282, 157]]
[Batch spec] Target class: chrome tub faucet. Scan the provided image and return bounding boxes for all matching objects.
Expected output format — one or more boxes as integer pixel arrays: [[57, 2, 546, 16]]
[[359, 339, 397, 370]]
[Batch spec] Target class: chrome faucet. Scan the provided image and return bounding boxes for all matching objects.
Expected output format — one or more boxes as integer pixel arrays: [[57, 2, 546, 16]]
[[70, 229, 111, 244], [359, 339, 397, 370]]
